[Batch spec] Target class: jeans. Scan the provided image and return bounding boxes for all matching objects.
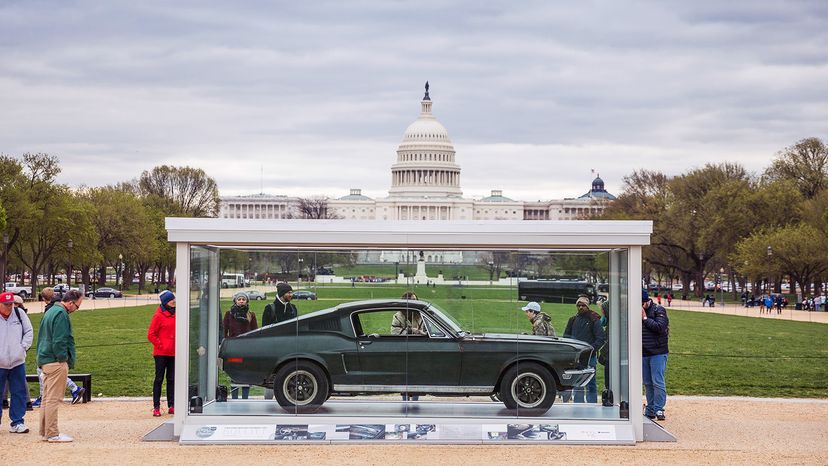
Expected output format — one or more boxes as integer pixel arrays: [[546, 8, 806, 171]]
[[153, 356, 175, 408], [0, 364, 28, 427], [571, 354, 598, 403], [643, 353, 668, 415]]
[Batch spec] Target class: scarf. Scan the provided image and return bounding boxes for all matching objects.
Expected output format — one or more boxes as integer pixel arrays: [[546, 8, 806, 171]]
[[230, 303, 250, 322]]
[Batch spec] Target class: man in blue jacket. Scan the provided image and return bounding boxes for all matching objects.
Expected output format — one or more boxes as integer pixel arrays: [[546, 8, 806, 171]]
[[642, 290, 670, 421], [563, 296, 606, 403]]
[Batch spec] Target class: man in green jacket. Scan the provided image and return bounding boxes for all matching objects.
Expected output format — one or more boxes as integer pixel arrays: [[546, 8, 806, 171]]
[[36, 289, 82, 443]]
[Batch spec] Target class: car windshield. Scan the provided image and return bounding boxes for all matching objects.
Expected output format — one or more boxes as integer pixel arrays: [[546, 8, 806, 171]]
[[424, 303, 469, 336]]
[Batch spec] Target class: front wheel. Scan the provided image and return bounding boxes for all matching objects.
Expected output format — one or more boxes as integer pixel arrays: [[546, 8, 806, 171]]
[[109, 293, 115, 298], [273, 361, 329, 413], [499, 362, 556, 413]]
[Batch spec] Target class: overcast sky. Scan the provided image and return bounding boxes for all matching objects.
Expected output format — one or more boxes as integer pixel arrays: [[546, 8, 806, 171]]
[[2, 1, 826, 201]]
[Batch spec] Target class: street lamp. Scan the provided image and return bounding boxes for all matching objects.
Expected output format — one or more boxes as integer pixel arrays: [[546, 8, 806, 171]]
[[298, 257, 303, 281], [719, 267, 724, 308], [766, 246, 773, 295], [1, 232, 8, 291], [394, 261, 399, 284], [118, 253, 123, 290], [67, 239, 73, 287]]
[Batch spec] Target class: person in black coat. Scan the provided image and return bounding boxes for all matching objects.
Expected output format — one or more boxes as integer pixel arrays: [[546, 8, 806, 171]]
[[642, 289, 669, 421], [262, 282, 297, 326], [562, 296, 606, 403]]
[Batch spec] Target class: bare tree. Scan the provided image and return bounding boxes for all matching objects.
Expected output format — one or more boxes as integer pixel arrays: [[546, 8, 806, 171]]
[[138, 165, 220, 217], [292, 197, 341, 219]]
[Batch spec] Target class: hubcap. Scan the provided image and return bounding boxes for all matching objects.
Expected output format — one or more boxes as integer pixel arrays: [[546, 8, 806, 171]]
[[283, 370, 318, 406], [511, 372, 546, 408]]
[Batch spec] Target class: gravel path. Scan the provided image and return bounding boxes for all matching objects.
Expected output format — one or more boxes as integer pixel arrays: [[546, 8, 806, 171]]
[[0, 397, 825, 465]]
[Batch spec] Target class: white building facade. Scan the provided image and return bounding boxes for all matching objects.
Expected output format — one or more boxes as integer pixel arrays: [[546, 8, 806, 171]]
[[219, 84, 615, 222]]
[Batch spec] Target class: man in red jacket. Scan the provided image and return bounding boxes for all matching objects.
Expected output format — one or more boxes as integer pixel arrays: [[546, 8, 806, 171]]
[[147, 290, 175, 417]]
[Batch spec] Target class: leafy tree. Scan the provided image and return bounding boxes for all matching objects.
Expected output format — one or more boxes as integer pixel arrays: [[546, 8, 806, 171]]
[[764, 137, 828, 199], [733, 224, 828, 296], [138, 165, 220, 217]]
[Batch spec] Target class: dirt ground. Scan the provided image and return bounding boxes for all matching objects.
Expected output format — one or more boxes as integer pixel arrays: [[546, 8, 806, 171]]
[[0, 397, 825, 465]]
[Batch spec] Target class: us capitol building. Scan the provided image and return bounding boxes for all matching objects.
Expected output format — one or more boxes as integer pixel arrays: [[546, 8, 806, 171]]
[[219, 83, 615, 222]]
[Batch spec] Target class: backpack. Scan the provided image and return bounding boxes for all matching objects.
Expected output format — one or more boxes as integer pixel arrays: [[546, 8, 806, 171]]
[[263, 303, 275, 325], [13, 307, 25, 339]]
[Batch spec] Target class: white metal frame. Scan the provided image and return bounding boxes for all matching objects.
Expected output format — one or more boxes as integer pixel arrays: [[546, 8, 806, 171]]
[[167, 219, 652, 440]]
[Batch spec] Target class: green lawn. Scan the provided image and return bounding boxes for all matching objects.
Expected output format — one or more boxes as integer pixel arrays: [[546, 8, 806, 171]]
[[23, 285, 828, 398]]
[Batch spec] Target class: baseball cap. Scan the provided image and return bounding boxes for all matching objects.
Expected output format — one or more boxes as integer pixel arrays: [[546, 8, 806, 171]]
[[521, 302, 541, 313], [0, 292, 14, 304]]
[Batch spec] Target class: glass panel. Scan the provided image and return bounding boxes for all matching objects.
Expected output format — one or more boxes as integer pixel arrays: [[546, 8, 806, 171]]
[[193, 246, 630, 421]]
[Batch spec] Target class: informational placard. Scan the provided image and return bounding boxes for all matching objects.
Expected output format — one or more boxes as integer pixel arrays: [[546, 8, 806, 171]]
[[180, 422, 633, 444]]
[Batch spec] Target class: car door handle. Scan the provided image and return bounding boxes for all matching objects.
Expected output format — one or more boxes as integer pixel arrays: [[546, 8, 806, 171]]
[[359, 340, 373, 346]]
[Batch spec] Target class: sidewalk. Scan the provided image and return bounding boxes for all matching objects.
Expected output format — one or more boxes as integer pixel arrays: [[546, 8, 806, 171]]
[[666, 298, 828, 324], [0, 398, 825, 464]]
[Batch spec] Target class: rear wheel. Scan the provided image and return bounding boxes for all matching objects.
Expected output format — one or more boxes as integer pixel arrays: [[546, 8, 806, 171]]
[[273, 361, 329, 413], [109, 293, 115, 298], [499, 362, 556, 413], [18, 291, 28, 299]]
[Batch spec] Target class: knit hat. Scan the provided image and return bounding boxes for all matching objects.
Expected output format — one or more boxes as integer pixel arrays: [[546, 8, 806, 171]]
[[642, 289, 650, 302], [159, 290, 176, 307], [521, 302, 541, 313], [276, 282, 293, 298], [13, 294, 24, 305], [575, 296, 591, 307]]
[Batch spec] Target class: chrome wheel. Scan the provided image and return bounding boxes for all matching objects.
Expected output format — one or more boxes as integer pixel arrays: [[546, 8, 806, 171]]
[[511, 372, 546, 409], [282, 370, 318, 406]]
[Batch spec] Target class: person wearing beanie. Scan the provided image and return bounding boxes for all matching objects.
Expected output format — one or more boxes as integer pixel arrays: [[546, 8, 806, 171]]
[[520, 301, 556, 337], [147, 290, 176, 417], [562, 295, 606, 404], [223, 293, 258, 399], [642, 288, 670, 421], [262, 283, 297, 326]]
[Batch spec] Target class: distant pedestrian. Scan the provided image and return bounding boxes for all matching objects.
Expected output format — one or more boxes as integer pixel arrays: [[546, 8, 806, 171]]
[[148, 290, 176, 417], [37, 290, 82, 442], [666, 293, 673, 307], [0, 291, 33, 434], [642, 290, 669, 421]]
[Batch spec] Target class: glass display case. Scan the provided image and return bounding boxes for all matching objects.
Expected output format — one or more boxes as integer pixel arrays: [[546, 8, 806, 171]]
[[168, 220, 650, 444]]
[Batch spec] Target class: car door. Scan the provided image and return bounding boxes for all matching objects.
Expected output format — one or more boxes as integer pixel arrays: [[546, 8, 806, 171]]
[[352, 308, 460, 389]]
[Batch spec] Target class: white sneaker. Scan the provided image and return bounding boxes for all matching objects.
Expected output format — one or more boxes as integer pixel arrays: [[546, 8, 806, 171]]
[[9, 423, 30, 433], [47, 433, 74, 443]]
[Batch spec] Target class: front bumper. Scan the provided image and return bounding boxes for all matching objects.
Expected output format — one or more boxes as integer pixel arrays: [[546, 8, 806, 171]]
[[560, 368, 596, 388]]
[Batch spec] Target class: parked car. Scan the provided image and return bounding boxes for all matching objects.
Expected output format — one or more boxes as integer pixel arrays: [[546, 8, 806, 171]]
[[291, 290, 317, 300], [219, 299, 595, 414], [52, 284, 80, 295], [236, 290, 266, 301], [4, 282, 32, 299], [86, 287, 123, 298]]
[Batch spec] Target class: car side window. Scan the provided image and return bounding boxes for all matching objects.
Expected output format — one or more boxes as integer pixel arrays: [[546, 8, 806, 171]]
[[352, 309, 428, 337], [423, 317, 446, 338]]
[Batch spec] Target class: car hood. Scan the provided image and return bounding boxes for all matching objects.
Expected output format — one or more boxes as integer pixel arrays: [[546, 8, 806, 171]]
[[466, 333, 591, 349]]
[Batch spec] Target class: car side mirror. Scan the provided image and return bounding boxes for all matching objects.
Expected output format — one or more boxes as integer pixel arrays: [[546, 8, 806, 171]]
[[367, 333, 380, 338]]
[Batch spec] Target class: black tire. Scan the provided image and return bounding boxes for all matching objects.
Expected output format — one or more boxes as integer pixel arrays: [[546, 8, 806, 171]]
[[273, 361, 329, 413], [109, 293, 115, 298], [18, 291, 28, 299], [499, 362, 556, 413]]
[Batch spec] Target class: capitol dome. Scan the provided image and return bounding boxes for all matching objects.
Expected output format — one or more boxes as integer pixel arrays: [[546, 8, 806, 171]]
[[389, 82, 462, 198]]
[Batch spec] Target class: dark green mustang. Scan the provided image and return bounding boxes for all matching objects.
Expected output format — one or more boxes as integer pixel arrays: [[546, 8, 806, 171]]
[[219, 299, 595, 414]]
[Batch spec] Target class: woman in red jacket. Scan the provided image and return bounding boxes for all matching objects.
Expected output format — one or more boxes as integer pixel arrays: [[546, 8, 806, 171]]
[[147, 290, 175, 417]]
